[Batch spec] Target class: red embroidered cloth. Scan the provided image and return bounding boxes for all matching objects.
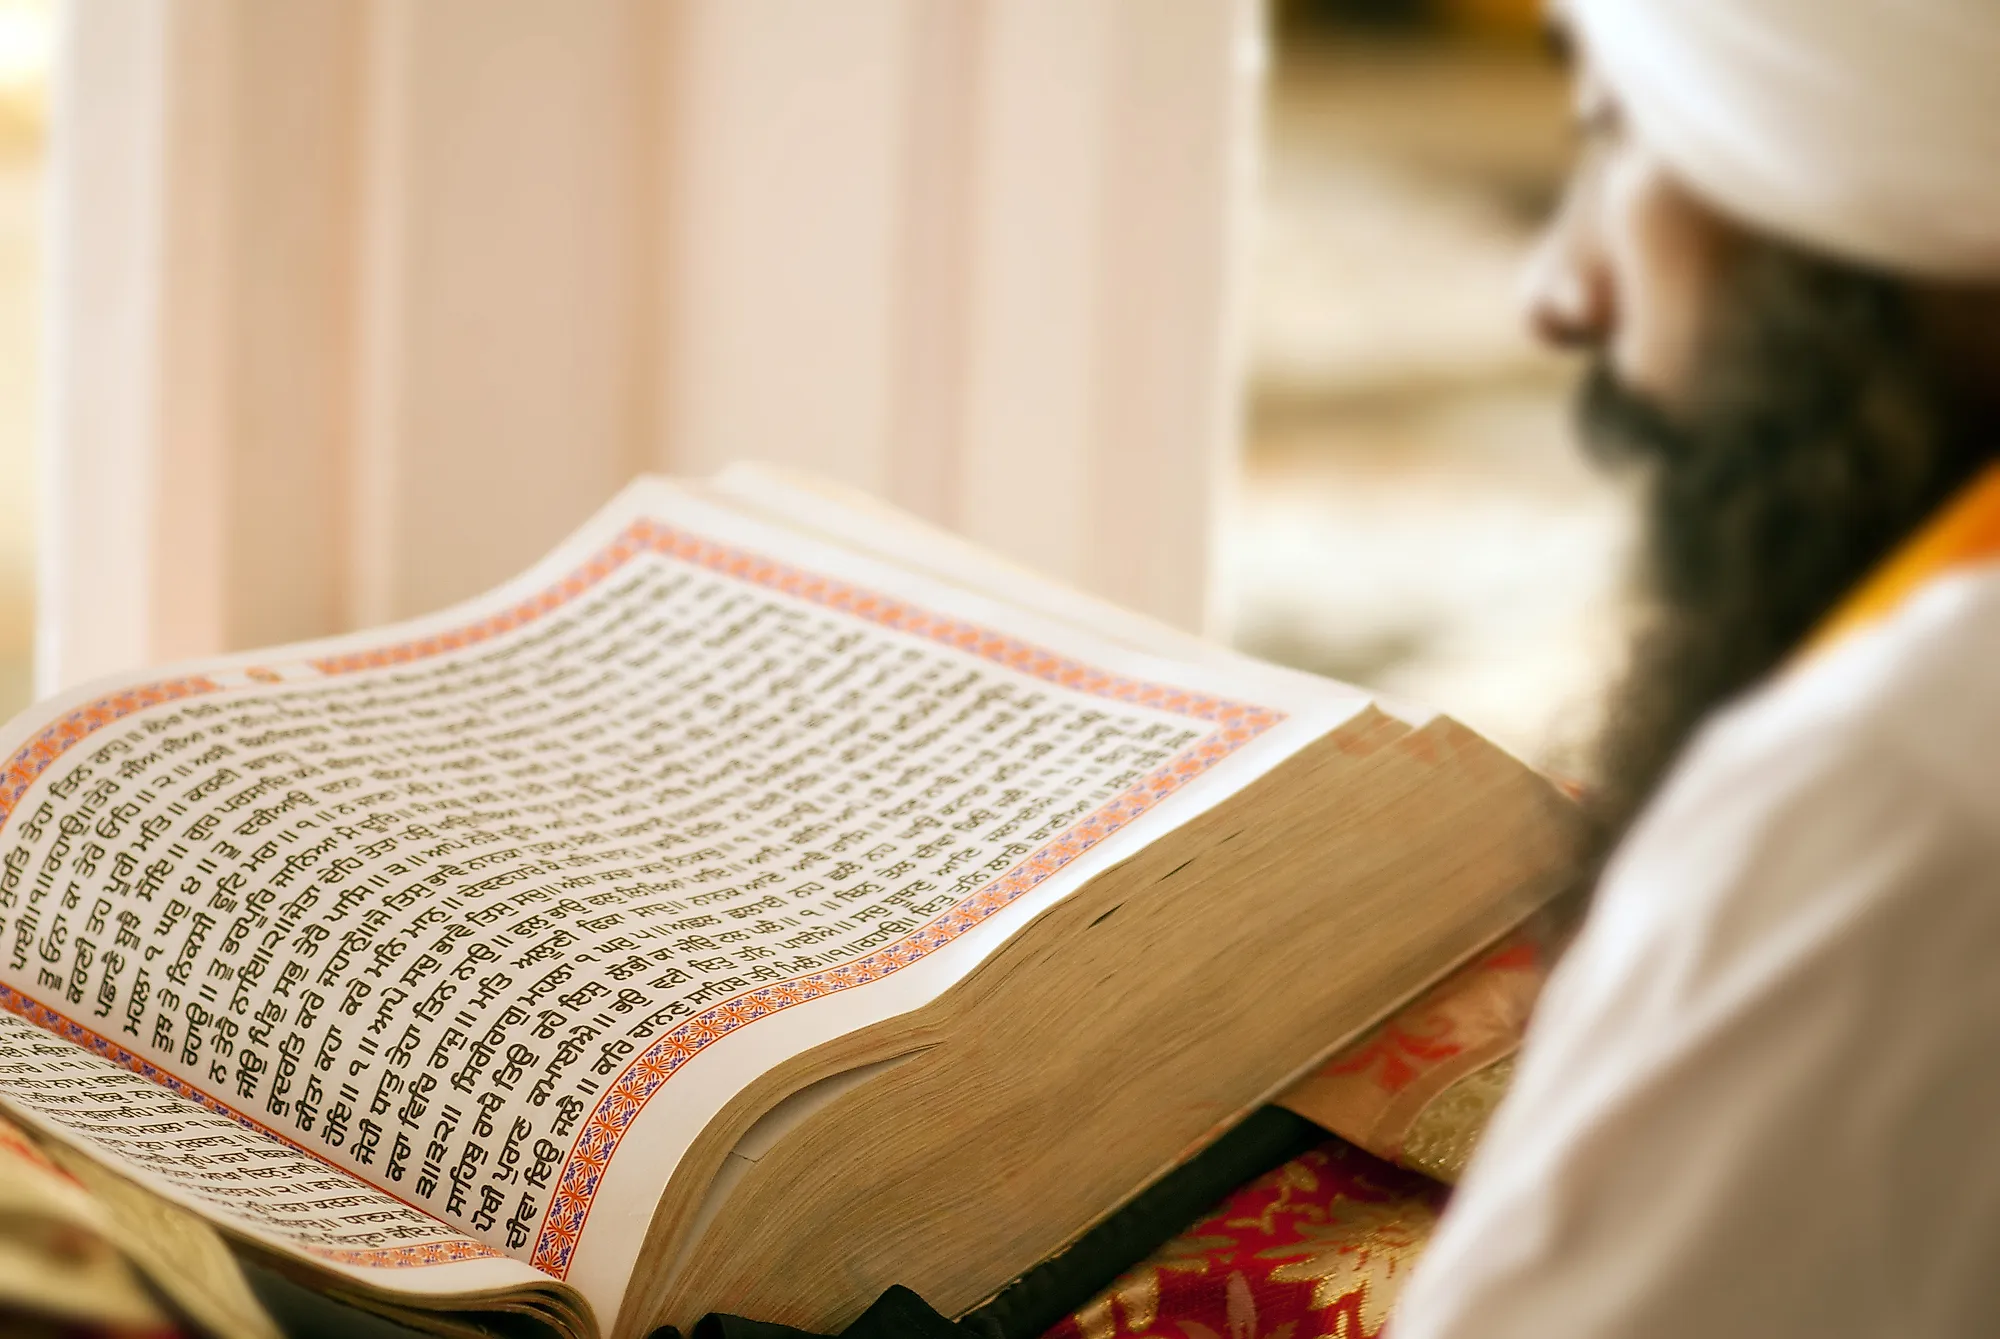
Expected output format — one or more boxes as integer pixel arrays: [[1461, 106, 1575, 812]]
[[1041, 1139, 1446, 1339]]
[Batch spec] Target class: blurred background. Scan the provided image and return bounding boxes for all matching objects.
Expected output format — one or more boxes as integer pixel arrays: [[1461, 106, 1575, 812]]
[[0, 0, 1631, 775], [1234, 0, 1631, 772], [0, 0, 43, 720]]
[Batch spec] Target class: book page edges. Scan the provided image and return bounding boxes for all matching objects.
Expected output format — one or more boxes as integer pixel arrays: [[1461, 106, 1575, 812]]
[[650, 711, 1575, 1332], [618, 720, 1410, 1333], [969, 719, 1579, 1310]]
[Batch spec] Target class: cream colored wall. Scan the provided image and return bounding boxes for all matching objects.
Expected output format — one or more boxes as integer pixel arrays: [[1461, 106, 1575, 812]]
[[44, 0, 1259, 692], [0, 0, 46, 717]]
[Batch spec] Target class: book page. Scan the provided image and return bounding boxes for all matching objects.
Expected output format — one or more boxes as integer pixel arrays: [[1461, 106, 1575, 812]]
[[704, 462, 1439, 726], [703, 464, 1239, 666], [0, 1012, 543, 1297], [0, 479, 1365, 1323]]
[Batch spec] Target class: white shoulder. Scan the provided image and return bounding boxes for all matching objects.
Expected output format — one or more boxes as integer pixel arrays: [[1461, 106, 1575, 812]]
[[1677, 564, 2000, 841], [1584, 565, 2000, 980], [1391, 568, 2000, 1339]]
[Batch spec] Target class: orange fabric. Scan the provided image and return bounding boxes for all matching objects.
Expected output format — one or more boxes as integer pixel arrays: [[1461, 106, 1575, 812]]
[[1274, 932, 1545, 1169], [1806, 462, 2000, 655]]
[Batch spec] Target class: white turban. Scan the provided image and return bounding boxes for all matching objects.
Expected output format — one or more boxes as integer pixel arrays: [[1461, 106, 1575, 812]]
[[1562, 0, 2000, 280]]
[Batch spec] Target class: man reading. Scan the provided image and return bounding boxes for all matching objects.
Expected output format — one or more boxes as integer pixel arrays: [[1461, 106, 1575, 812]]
[[1395, 0, 2000, 1333]]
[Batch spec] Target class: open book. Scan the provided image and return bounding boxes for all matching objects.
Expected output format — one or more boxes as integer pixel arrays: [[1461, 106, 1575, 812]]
[[0, 471, 1577, 1338]]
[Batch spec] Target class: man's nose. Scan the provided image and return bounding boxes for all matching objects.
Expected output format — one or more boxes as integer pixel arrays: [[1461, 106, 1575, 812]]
[[1521, 229, 1614, 351]]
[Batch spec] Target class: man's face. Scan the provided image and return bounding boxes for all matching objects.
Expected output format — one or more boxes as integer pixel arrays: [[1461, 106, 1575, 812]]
[[1521, 59, 1739, 405], [1521, 43, 1991, 846]]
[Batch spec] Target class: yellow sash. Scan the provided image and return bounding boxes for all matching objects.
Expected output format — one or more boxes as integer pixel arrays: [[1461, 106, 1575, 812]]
[[1805, 462, 2000, 656]]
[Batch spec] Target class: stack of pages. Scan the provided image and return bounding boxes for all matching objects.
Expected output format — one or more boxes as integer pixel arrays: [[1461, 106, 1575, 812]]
[[0, 471, 1576, 1338]]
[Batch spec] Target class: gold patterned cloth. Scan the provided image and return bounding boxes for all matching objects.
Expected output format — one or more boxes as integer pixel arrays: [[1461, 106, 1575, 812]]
[[1276, 931, 1545, 1184], [0, 1103, 278, 1338], [1044, 1139, 1445, 1339], [0, 1104, 182, 1337]]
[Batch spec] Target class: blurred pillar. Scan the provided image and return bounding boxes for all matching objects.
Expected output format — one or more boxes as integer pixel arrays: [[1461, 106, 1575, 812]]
[[42, 0, 1260, 692]]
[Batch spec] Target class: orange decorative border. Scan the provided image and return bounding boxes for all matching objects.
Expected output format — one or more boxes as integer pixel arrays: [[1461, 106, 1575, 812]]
[[0, 519, 1286, 1279], [1274, 931, 1544, 1169], [0, 678, 220, 819]]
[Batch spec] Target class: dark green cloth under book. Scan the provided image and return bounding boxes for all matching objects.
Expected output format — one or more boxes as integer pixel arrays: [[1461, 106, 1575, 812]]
[[675, 1107, 1322, 1339]]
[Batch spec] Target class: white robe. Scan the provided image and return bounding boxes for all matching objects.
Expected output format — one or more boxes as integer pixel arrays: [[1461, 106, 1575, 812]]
[[1393, 565, 2000, 1336]]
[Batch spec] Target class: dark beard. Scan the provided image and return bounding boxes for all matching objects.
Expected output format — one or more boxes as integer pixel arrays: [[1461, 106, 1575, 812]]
[[1579, 240, 1995, 860]]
